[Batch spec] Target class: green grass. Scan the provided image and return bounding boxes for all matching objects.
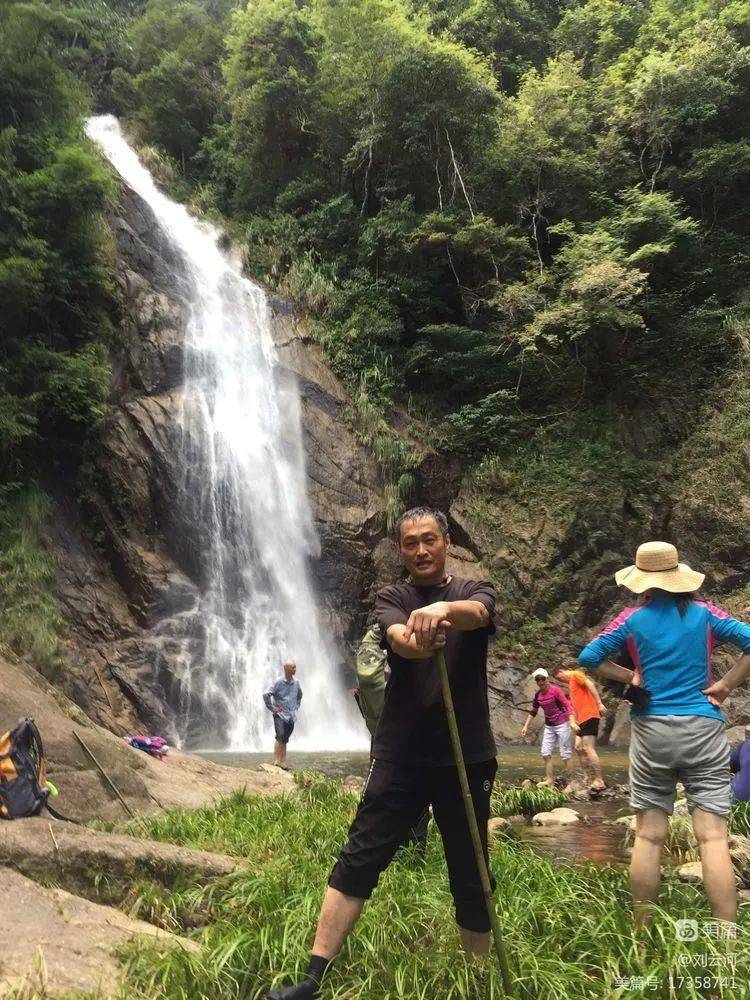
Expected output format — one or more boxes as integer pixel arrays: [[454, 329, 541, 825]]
[[0, 484, 65, 676], [112, 785, 748, 1000], [349, 384, 419, 529], [731, 802, 750, 838], [490, 783, 569, 818]]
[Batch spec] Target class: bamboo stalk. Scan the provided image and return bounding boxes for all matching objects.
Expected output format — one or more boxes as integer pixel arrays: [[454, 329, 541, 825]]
[[435, 648, 514, 996], [73, 730, 135, 818], [48, 822, 59, 853]]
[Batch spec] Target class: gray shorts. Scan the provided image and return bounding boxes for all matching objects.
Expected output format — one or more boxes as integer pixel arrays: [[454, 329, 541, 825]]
[[629, 715, 731, 818]]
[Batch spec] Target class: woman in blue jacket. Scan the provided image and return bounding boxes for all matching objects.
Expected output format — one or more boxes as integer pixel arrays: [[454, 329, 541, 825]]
[[579, 541, 750, 929]]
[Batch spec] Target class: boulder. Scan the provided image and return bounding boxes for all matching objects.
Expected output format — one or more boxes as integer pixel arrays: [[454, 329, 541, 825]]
[[676, 861, 704, 884], [0, 817, 237, 900], [487, 817, 511, 843], [595, 783, 630, 800], [0, 649, 295, 823], [532, 807, 581, 827], [342, 774, 365, 792], [569, 782, 592, 801], [257, 762, 297, 786], [0, 867, 195, 999]]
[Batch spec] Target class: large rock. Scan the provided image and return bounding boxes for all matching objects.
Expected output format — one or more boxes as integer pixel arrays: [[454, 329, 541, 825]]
[[676, 861, 704, 885], [0, 867, 193, 999], [0, 649, 294, 823], [532, 807, 581, 827], [487, 816, 511, 843], [0, 817, 236, 900]]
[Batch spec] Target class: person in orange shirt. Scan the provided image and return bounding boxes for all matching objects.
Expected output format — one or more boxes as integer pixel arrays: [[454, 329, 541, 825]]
[[554, 665, 608, 790]]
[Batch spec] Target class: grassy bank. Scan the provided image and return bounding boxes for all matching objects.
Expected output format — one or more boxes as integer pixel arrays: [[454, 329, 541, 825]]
[[0, 485, 65, 677], [112, 780, 748, 1000]]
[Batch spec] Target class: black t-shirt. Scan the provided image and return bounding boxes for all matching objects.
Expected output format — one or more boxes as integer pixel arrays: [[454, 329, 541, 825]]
[[371, 576, 497, 766]]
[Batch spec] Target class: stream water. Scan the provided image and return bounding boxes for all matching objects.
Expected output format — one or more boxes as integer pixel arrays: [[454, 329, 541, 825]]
[[201, 745, 634, 865], [86, 115, 366, 754]]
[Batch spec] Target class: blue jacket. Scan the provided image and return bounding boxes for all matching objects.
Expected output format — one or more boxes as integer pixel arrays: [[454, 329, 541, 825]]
[[578, 593, 750, 720]]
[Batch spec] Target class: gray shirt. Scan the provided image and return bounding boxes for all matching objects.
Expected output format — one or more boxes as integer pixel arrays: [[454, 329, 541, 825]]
[[263, 677, 302, 722]]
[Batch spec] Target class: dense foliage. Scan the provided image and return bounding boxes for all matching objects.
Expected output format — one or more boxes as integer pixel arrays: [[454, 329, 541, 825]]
[[110, 0, 750, 463], [0, 0, 122, 665], [0, 0, 118, 479]]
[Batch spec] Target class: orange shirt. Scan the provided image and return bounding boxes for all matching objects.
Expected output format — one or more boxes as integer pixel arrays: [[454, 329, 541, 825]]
[[566, 670, 600, 723]]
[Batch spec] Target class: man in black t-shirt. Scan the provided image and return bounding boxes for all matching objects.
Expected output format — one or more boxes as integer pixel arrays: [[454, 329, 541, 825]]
[[268, 507, 498, 1000]]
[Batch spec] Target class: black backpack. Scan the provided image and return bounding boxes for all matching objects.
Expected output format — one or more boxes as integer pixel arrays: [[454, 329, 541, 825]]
[[0, 718, 49, 820]]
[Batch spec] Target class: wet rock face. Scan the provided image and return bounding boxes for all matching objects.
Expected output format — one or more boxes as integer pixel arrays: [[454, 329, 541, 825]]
[[55, 185, 396, 736]]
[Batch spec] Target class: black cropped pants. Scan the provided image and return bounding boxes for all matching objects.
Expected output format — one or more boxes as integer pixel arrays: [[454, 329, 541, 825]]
[[328, 756, 497, 932]]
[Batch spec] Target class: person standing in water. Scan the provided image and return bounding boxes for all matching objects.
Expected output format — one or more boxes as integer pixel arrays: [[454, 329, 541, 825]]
[[263, 659, 302, 770], [553, 665, 608, 790], [521, 668, 576, 791], [579, 541, 750, 929]]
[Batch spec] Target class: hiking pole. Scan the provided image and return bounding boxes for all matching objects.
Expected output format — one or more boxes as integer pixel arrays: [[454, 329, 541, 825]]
[[434, 648, 514, 997], [74, 731, 135, 819]]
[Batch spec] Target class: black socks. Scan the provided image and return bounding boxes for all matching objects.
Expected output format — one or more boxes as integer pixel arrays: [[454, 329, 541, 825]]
[[307, 955, 330, 984], [266, 955, 330, 1000]]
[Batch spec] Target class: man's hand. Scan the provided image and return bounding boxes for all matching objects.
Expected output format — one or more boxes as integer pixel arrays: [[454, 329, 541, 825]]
[[598, 703, 608, 716], [403, 602, 452, 649], [387, 622, 448, 659], [703, 679, 731, 707], [570, 719, 580, 734]]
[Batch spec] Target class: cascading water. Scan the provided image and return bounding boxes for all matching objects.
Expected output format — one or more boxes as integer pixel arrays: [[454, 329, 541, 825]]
[[86, 116, 366, 752]]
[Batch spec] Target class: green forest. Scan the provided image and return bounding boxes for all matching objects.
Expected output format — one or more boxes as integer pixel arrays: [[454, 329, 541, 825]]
[[2, 0, 750, 663]]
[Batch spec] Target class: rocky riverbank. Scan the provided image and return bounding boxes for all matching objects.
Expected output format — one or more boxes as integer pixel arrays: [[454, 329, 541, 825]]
[[3, 774, 743, 1000], [0, 645, 300, 997]]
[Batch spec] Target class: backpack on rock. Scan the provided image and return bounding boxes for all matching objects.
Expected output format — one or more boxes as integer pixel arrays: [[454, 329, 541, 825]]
[[0, 718, 49, 819]]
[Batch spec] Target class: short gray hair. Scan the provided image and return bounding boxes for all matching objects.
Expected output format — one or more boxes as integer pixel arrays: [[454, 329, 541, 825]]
[[394, 507, 449, 541]]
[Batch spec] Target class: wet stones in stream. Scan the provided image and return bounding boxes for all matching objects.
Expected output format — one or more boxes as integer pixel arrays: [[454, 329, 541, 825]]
[[532, 807, 582, 827]]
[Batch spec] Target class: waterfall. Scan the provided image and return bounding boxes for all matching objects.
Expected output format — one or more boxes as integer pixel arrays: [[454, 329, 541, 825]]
[[86, 116, 366, 752]]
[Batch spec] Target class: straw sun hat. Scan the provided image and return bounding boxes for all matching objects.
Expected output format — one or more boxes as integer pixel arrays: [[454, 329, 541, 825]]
[[615, 541, 705, 595]]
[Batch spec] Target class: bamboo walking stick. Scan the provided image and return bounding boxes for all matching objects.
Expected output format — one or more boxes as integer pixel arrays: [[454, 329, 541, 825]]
[[74, 730, 135, 818], [434, 648, 514, 996]]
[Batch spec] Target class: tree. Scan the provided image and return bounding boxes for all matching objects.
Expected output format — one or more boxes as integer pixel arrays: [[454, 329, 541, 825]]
[[224, 0, 321, 209]]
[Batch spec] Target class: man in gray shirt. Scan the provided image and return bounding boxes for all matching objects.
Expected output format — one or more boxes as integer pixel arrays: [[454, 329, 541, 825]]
[[263, 659, 302, 769]]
